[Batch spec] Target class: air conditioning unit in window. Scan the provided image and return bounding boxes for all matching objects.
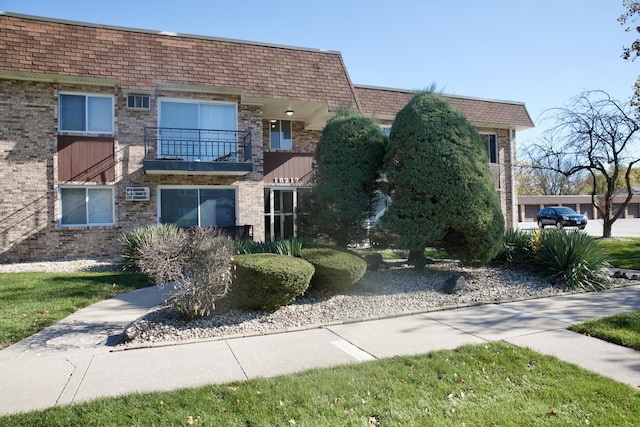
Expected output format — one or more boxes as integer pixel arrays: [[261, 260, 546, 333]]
[[126, 94, 151, 110], [125, 187, 150, 201]]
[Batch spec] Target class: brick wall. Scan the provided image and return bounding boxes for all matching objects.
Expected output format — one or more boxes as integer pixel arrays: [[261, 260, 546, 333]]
[[262, 120, 321, 154], [477, 127, 514, 229], [0, 80, 266, 261], [0, 80, 56, 261]]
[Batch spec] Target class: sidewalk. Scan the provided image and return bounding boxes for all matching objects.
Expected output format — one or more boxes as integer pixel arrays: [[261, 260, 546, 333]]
[[1, 284, 639, 416]]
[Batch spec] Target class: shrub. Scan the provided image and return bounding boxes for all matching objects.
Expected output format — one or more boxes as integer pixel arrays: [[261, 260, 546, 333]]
[[231, 254, 314, 311], [495, 228, 537, 268], [137, 227, 235, 320], [300, 247, 367, 292], [297, 109, 387, 247], [532, 229, 612, 292], [119, 223, 180, 271], [382, 92, 504, 263]]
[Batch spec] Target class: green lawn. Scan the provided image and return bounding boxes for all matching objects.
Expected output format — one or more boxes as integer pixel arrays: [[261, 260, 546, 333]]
[[599, 237, 640, 270], [0, 341, 637, 426], [0, 272, 151, 348], [569, 311, 640, 351]]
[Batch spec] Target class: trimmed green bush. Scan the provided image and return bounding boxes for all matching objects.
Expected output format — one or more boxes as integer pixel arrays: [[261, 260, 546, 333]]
[[382, 92, 504, 263], [231, 254, 315, 311], [297, 109, 387, 247], [532, 229, 611, 292], [300, 247, 367, 292]]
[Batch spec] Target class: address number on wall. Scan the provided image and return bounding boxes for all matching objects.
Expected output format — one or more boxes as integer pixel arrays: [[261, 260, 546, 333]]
[[273, 177, 300, 184]]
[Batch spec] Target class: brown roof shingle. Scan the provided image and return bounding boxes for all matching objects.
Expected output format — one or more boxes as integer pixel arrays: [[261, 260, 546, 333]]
[[0, 13, 358, 111], [354, 85, 534, 130]]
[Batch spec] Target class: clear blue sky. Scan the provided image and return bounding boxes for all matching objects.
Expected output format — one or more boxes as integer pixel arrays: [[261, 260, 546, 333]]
[[1, 0, 637, 147]]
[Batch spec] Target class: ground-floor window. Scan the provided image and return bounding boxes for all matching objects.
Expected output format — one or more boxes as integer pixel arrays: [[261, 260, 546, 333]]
[[264, 187, 310, 240], [159, 186, 236, 228], [59, 186, 114, 226]]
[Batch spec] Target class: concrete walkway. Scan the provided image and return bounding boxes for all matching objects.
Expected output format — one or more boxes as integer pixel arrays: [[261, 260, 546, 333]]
[[1, 284, 639, 416]]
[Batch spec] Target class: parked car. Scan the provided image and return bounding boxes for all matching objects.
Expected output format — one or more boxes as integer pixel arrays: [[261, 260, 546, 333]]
[[536, 206, 588, 229]]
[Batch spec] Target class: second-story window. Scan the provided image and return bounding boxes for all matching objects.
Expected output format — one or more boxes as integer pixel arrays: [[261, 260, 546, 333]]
[[158, 99, 237, 161], [270, 120, 292, 150], [59, 93, 114, 134], [481, 133, 498, 164]]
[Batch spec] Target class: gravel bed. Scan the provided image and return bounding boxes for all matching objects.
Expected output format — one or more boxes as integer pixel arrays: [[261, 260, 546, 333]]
[[3, 258, 628, 348], [120, 260, 571, 346], [0, 258, 121, 273]]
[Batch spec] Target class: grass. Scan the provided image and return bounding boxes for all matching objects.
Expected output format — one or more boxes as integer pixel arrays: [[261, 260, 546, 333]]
[[0, 272, 152, 349], [599, 237, 640, 270], [0, 341, 638, 426], [569, 311, 640, 351]]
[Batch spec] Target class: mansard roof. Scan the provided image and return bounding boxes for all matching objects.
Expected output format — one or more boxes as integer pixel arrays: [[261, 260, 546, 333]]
[[354, 85, 534, 130]]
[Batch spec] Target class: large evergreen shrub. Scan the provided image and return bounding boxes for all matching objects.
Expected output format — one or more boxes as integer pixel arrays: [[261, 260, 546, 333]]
[[300, 247, 367, 292], [382, 92, 504, 263], [231, 254, 314, 311], [298, 109, 387, 247]]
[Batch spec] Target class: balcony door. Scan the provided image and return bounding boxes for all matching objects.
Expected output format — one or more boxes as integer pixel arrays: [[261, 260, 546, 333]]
[[158, 100, 237, 161]]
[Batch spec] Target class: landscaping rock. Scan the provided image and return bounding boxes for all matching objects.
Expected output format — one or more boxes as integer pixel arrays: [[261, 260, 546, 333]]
[[442, 274, 467, 294]]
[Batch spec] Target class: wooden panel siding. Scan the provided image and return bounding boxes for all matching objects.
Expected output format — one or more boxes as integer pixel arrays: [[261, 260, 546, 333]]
[[57, 136, 115, 183], [263, 152, 314, 186]]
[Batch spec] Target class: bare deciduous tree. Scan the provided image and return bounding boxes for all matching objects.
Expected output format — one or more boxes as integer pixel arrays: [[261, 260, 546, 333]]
[[525, 90, 640, 237], [620, 0, 640, 104], [516, 160, 589, 195]]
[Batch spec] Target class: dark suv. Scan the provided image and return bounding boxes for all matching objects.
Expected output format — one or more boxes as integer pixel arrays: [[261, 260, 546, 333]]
[[536, 206, 587, 229]]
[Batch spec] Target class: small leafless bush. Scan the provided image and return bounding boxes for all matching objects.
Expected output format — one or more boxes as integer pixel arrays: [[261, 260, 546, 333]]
[[138, 227, 235, 320]]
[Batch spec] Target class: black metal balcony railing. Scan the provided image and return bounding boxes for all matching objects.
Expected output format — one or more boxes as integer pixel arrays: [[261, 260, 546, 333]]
[[144, 127, 252, 163]]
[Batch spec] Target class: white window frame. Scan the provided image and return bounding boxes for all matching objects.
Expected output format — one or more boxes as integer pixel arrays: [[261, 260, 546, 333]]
[[58, 185, 115, 227], [269, 119, 293, 150], [58, 92, 115, 134], [157, 185, 238, 227], [157, 98, 238, 129], [481, 133, 499, 164]]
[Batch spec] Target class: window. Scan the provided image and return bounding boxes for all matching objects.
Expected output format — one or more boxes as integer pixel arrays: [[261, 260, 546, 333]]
[[59, 186, 114, 226], [379, 125, 391, 137], [127, 94, 150, 109], [59, 93, 114, 133], [481, 133, 498, 163], [159, 187, 236, 228], [158, 100, 237, 161], [269, 120, 292, 150]]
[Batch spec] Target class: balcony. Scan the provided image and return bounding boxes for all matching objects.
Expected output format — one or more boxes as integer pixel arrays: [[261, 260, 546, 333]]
[[143, 127, 253, 175]]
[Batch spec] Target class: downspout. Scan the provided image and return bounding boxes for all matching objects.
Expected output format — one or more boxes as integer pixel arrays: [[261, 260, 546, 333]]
[[509, 128, 518, 229]]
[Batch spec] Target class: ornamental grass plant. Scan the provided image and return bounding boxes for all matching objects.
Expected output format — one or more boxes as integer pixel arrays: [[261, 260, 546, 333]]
[[496, 228, 611, 292]]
